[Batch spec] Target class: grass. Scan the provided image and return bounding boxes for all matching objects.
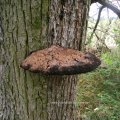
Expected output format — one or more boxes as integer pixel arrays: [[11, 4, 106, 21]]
[[76, 50, 120, 120]]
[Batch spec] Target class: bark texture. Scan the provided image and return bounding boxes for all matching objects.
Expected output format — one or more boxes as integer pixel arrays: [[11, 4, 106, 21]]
[[47, 0, 90, 119], [47, 75, 78, 120], [0, 0, 49, 120], [0, 0, 90, 120], [49, 0, 90, 50]]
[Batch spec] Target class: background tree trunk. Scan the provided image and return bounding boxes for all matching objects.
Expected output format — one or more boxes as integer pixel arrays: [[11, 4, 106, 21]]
[[0, 0, 90, 120]]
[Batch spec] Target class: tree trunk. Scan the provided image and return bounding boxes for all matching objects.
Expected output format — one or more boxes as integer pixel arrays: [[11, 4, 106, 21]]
[[0, 0, 90, 120]]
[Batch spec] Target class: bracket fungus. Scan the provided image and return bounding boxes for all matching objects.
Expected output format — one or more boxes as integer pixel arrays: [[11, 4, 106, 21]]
[[20, 45, 101, 75]]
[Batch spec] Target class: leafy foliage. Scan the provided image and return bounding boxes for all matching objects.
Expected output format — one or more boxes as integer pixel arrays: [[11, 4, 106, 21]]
[[76, 45, 120, 119]]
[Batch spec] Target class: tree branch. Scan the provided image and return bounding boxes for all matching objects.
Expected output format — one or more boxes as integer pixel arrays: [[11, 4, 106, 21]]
[[91, 0, 120, 18], [89, 6, 105, 41]]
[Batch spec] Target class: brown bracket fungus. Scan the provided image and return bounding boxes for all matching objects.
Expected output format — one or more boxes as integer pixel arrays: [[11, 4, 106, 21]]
[[20, 45, 101, 75]]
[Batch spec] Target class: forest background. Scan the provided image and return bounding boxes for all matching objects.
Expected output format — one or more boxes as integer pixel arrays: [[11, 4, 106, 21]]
[[76, 1, 120, 120]]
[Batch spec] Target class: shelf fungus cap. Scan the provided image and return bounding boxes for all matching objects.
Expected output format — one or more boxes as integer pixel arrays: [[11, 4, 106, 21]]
[[20, 45, 101, 75]]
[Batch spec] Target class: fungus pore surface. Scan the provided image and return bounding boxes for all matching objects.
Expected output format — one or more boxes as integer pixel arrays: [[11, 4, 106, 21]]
[[20, 45, 101, 75]]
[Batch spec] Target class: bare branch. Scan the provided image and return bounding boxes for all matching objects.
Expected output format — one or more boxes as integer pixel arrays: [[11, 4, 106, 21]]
[[89, 6, 105, 41], [91, 0, 120, 18], [99, 0, 120, 18]]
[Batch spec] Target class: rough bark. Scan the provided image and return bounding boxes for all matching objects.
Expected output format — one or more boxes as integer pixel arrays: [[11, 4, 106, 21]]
[[47, 75, 78, 120], [48, 0, 90, 50], [0, 0, 90, 120], [0, 0, 49, 120], [47, 0, 90, 119]]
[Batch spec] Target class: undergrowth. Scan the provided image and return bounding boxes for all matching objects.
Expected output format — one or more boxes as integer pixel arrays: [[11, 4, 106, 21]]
[[76, 50, 120, 120]]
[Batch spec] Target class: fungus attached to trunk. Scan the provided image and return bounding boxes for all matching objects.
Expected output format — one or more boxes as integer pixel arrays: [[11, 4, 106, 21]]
[[20, 45, 101, 75]]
